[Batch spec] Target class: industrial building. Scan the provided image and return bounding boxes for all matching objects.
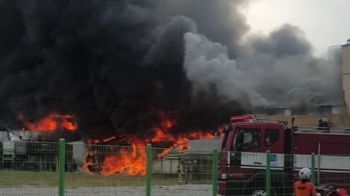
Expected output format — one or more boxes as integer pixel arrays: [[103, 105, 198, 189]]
[[342, 41, 350, 115], [254, 41, 350, 126]]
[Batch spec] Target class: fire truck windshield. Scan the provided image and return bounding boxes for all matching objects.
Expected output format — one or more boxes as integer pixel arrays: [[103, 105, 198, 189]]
[[232, 128, 261, 151]]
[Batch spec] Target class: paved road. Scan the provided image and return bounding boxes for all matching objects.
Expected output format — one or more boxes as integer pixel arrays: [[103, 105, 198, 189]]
[[0, 184, 213, 196]]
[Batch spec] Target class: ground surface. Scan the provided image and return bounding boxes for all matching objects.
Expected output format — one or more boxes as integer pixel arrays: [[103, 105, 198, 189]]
[[0, 171, 213, 195], [0, 185, 212, 196]]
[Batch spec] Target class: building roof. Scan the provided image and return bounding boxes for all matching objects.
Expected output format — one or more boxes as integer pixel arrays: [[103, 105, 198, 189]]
[[342, 43, 350, 48], [165, 137, 223, 157], [0, 130, 41, 141], [260, 100, 343, 110]]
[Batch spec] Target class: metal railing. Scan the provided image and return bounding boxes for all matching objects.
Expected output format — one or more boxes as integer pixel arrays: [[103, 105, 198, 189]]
[[0, 139, 349, 196]]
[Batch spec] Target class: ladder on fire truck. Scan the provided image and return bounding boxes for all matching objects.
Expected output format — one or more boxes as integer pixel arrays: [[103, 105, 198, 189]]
[[255, 117, 350, 134]]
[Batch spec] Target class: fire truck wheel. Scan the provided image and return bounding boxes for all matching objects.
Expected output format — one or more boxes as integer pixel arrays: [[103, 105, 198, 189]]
[[251, 190, 267, 196], [248, 187, 277, 196]]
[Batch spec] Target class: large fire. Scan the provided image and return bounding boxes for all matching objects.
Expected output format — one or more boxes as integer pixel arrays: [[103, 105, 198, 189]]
[[17, 110, 219, 176], [83, 138, 147, 176], [102, 141, 147, 176], [83, 111, 222, 176], [19, 113, 77, 132]]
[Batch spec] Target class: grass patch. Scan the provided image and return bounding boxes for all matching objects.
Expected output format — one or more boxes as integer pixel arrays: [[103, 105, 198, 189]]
[[66, 172, 147, 187], [0, 171, 58, 187], [0, 171, 148, 187], [0, 171, 210, 187]]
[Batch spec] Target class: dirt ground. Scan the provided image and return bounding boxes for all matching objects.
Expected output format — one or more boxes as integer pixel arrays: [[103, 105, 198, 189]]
[[0, 184, 213, 196]]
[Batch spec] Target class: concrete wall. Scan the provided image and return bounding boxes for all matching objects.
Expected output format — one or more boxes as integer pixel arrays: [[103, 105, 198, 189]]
[[343, 45, 350, 113]]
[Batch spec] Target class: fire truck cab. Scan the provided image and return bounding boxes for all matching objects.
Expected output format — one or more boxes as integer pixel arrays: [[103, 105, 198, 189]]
[[218, 115, 350, 196]]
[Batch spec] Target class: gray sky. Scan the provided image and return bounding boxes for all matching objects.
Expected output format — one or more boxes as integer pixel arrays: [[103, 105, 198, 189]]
[[245, 0, 350, 58]]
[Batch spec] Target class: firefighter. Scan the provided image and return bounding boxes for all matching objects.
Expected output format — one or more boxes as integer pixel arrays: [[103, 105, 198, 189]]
[[177, 158, 185, 183], [294, 168, 317, 196], [318, 119, 330, 132], [185, 160, 193, 184]]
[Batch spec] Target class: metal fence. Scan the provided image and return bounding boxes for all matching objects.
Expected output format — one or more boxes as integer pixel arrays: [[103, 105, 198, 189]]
[[151, 147, 215, 196], [0, 139, 349, 196]]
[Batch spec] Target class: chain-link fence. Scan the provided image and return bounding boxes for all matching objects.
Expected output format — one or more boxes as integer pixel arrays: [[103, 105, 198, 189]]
[[0, 139, 349, 196], [151, 147, 215, 196], [219, 151, 350, 196], [64, 140, 147, 196], [0, 141, 59, 195]]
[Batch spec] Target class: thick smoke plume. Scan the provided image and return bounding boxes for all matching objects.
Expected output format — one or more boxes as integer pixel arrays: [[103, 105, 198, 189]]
[[0, 0, 341, 140], [184, 24, 341, 109]]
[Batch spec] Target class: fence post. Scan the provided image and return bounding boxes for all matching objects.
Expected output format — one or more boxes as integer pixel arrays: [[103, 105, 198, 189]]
[[58, 138, 66, 196], [146, 143, 152, 196], [311, 153, 315, 184], [212, 148, 218, 196], [266, 151, 271, 196]]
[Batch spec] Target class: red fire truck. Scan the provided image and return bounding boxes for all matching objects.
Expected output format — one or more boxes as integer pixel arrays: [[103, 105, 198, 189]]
[[217, 115, 350, 196]]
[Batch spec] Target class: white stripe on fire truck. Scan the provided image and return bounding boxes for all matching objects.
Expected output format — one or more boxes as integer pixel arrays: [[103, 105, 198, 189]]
[[240, 152, 350, 171]]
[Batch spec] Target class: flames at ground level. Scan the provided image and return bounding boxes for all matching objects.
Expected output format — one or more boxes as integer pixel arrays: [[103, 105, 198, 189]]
[[82, 111, 222, 176], [16, 111, 222, 176], [82, 130, 219, 176], [83, 111, 222, 176]]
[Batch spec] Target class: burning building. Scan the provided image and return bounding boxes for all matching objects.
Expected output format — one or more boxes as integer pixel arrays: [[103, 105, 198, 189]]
[[81, 111, 221, 176], [18, 113, 80, 142]]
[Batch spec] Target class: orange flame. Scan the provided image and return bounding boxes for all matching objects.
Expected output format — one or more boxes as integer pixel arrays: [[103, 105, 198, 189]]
[[20, 113, 77, 132], [83, 110, 222, 176], [101, 141, 146, 176]]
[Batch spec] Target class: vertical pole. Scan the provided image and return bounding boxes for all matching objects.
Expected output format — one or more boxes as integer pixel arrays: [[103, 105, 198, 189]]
[[59, 138, 65, 196], [266, 151, 271, 196], [311, 153, 315, 184], [212, 148, 218, 196], [317, 143, 321, 184], [347, 155, 350, 193], [146, 143, 152, 196]]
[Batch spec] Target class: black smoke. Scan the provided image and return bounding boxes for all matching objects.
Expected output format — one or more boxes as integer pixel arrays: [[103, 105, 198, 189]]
[[0, 0, 341, 141]]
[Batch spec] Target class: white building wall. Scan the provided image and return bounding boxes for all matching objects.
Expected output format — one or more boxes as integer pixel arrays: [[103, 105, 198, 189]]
[[67, 140, 86, 166], [152, 159, 179, 174]]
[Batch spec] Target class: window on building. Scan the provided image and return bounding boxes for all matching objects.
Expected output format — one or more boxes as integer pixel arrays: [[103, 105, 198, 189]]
[[291, 108, 308, 115], [265, 129, 279, 147], [232, 128, 261, 151], [267, 108, 285, 116], [317, 106, 332, 115]]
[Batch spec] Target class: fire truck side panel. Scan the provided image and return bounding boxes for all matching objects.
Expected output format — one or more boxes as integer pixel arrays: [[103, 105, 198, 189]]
[[293, 133, 350, 154], [293, 132, 350, 186]]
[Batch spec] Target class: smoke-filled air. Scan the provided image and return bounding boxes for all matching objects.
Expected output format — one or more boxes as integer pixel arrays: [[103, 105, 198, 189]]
[[0, 0, 342, 141]]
